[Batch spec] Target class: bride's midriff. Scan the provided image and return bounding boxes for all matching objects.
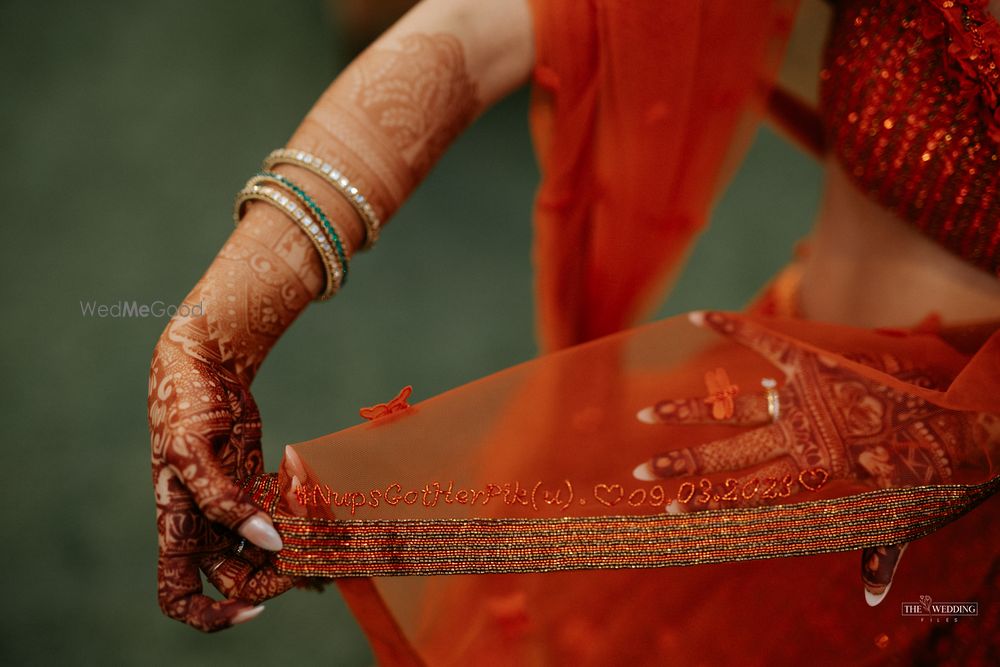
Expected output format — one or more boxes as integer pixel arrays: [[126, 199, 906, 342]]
[[799, 159, 1000, 328]]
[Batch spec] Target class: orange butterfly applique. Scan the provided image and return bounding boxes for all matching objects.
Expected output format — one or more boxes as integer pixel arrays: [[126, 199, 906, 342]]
[[359, 385, 413, 421], [703, 368, 739, 420]]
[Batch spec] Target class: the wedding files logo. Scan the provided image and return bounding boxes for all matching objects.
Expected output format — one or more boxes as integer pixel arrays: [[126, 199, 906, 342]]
[[901, 595, 979, 622], [79, 300, 204, 319]]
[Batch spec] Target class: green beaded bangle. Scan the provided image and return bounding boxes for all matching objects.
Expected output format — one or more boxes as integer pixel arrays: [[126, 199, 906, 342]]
[[263, 148, 381, 250], [257, 172, 350, 286]]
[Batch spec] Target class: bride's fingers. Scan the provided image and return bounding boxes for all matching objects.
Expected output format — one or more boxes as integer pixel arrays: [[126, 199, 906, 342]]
[[156, 481, 267, 631], [159, 530, 263, 631], [862, 544, 908, 606], [690, 311, 800, 375], [284, 445, 308, 480], [163, 430, 282, 550], [203, 552, 295, 605], [637, 393, 771, 427], [633, 423, 794, 479]]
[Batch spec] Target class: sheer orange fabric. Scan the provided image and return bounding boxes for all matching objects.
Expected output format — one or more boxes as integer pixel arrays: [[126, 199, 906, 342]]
[[528, 0, 800, 350], [244, 1, 1000, 663], [251, 306, 999, 664]]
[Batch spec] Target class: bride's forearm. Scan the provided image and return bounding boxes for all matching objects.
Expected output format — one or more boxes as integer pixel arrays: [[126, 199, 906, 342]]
[[149, 1, 534, 631], [162, 209, 320, 387], [272, 0, 533, 253], [164, 0, 533, 385]]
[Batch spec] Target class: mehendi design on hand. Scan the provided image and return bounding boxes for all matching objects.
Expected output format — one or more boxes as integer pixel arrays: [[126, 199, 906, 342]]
[[149, 218, 314, 631], [634, 311, 1000, 605], [635, 312, 993, 498], [150, 30, 480, 630]]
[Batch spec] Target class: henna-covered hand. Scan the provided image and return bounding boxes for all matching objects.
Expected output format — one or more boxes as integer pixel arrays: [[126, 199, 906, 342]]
[[148, 213, 321, 631], [633, 311, 1000, 606], [148, 26, 484, 628], [148, 0, 529, 631]]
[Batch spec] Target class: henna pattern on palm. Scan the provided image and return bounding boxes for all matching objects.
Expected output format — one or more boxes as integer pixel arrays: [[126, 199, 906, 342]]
[[635, 311, 999, 603]]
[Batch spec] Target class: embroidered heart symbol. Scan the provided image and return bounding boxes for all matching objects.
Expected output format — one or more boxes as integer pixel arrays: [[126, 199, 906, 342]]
[[798, 467, 830, 492], [594, 483, 624, 507]]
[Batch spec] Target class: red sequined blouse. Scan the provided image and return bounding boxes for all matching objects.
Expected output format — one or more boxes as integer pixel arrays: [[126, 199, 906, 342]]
[[821, 0, 1000, 275]]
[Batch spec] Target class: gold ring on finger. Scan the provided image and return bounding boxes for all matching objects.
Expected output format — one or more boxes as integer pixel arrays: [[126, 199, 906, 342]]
[[761, 378, 780, 423]]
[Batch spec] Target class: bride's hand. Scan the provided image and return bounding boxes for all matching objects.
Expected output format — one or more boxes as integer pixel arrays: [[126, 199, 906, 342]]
[[149, 334, 293, 631], [143, 0, 532, 630], [147, 214, 322, 631], [633, 311, 999, 605]]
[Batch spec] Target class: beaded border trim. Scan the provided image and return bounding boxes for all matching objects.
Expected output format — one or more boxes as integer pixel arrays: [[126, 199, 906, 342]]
[[244, 474, 999, 577], [263, 148, 382, 251], [234, 183, 343, 300]]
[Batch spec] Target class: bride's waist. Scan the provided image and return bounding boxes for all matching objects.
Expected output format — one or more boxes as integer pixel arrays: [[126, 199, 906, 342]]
[[796, 163, 1000, 329]]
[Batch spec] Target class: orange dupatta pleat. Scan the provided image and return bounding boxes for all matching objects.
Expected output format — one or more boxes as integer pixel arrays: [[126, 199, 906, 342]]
[[529, 0, 801, 351]]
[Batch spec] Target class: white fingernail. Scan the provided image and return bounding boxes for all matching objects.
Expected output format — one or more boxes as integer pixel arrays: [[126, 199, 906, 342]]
[[688, 311, 706, 327], [232, 605, 266, 625], [666, 500, 683, 515], [286, 476, 309, 518], [239, 515, 283, 552], [633, 462, 656, 481], [285, 445, 307, 479], [865, 583, 891, 607], [636, 407, 658, 424]]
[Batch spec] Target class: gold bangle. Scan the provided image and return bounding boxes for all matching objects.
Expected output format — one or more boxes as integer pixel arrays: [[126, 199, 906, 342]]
[[234, 183, 342, 300], [262, 148, 382, 251], [245, 172, 350, 284]]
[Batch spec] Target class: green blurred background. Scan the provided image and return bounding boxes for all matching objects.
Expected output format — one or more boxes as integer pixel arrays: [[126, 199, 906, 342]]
[[0, 1, 821, 664]]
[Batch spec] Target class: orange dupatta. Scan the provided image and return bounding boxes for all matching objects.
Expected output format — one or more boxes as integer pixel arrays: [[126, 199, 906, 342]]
[[528, 0, 801, 350], [250, 2, 1000, 663]]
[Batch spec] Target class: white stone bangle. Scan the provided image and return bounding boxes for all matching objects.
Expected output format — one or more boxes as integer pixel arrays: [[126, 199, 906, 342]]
[[234, 183, 343, 300], [263, 148, 382, 251]]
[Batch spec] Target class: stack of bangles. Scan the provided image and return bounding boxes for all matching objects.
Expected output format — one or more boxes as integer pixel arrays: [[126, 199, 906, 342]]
[[233, 149, 382, 300]]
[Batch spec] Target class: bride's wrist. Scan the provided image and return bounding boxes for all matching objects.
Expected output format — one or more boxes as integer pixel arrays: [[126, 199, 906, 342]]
[[161, 208, 320, 385], [234, 203, 327, 297]]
